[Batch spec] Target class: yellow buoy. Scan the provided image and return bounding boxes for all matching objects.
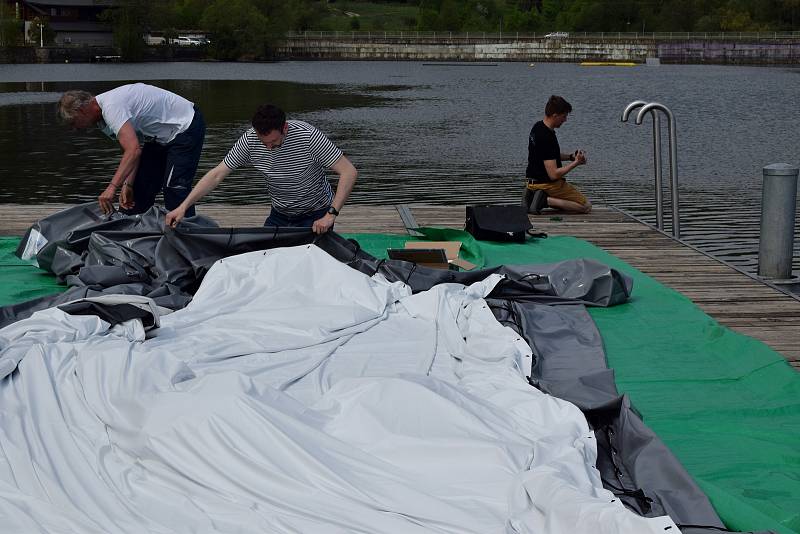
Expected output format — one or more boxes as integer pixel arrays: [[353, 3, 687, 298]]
[[579, 62, 637, 67]]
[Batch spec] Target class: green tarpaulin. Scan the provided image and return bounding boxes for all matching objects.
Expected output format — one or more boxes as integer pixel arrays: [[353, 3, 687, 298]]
[[2, 231, 798, 534], [0, 237, 65, 307]]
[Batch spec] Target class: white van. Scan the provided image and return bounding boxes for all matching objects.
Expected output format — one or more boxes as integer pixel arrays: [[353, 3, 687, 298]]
[[545, 32, 569, 39], [144, 34, 166, 45]]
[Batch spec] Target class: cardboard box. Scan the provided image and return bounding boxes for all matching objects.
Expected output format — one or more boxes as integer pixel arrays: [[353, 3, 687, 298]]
[[387, 241, 476, 270]]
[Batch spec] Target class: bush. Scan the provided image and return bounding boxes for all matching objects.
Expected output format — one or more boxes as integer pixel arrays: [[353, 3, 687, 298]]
[[0, 18, 24, 47]]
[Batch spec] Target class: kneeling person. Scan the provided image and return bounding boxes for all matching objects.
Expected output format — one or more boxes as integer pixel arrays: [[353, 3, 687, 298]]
[[523, 95, 591, 214], [166, 104, 357, 234]]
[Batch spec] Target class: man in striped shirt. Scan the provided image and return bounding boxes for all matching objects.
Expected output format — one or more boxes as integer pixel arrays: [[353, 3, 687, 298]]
[[166, 105, 357, 234]]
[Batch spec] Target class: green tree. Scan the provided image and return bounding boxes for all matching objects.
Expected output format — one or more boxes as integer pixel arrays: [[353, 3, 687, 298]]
[[416, 0, 441, 30], [503, 6, 541, 31], [250, 0, 325, 33], [0, 4, 24, 47], [101, 0, 149, 61], [201, 0, 269, 60], [172, 0, 212, 29]]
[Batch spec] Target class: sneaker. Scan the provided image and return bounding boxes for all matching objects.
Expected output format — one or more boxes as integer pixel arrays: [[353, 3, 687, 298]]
[[530, 189, 548, 215]]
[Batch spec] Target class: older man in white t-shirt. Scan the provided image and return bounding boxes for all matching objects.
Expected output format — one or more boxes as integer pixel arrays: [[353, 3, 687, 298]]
[[58, 83, 205, 216]]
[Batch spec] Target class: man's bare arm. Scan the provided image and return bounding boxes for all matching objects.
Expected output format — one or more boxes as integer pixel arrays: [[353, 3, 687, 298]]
[[544, 151, 586, 181], [311, 155, 358, 235], [99, 121, 141, 214], [328, 155, 358, 212], [165, 162, 232, 227]]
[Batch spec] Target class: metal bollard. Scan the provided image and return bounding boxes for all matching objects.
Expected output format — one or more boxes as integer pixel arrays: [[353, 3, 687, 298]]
[[758, 163, 799, 280]]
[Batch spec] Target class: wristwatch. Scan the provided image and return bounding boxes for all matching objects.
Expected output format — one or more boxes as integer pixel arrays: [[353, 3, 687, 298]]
[[327, 206, 339, 216]]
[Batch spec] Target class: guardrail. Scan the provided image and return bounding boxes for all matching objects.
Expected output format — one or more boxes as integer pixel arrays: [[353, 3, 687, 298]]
[[286, 30, 800, 40]]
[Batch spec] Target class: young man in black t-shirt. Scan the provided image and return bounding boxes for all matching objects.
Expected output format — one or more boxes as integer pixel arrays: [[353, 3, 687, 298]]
[[522, 95, 591, 214]]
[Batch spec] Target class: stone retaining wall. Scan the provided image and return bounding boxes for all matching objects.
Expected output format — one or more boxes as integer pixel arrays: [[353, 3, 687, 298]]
[[3, 38, 799, 64], [276, 37, 800, 64]]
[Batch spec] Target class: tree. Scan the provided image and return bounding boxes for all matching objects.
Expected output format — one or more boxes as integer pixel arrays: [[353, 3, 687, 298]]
[[503, 6, 541, 31], [201, 0, 269, 60], [101, 0, 149, 61], [0, 3, 24, 47]]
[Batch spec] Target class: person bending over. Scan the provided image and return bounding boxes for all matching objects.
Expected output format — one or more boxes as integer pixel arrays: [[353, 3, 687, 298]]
[[58, 84, 205, 216], [166, 104, 357, 235]]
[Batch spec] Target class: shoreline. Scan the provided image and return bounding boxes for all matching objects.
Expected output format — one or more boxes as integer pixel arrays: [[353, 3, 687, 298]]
[[3, 35, 800, 65]]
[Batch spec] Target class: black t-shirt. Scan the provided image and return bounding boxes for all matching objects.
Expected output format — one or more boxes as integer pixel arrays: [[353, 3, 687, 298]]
[[525, 120, 562, 183]]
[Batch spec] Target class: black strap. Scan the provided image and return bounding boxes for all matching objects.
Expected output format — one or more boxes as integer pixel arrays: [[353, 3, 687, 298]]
[[403, 262, 418, 286], [526, 229, 548, 238], [672, 525, 738, 532]]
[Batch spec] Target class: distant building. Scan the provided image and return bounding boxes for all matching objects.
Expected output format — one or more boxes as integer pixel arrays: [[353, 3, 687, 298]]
[[21, 0, 115, 45]]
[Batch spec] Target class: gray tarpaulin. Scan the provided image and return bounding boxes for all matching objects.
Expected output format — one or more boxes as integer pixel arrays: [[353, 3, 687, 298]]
[[0, 204, 772, 534]]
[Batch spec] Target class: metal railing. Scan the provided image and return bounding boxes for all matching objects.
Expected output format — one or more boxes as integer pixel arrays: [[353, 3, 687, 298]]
[[621, 101, 680, 239], [285, 30, 800, 41]]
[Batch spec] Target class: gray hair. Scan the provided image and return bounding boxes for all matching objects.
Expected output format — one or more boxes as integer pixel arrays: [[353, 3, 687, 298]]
[[58, 90, 94, 122]]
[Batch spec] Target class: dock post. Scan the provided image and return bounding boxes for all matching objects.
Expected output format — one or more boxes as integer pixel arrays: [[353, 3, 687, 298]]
[[758, 163, 799, 280]]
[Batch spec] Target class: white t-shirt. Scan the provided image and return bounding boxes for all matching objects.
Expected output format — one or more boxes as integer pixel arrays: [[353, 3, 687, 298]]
[[95, 83, 195, 145]]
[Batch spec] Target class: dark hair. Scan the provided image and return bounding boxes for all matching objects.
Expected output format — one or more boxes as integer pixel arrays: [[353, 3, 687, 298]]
[[251, 104, 286, 134], [545, 95, 572, 116]]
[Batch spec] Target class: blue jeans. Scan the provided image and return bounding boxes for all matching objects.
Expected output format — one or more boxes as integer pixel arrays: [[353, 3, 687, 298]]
[[123, 106, 206, 217], [264, 206, 330, 228]]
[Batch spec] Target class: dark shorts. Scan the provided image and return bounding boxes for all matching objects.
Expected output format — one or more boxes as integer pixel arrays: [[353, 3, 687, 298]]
[[123, 107, 206, 217], [264, 206, 330, 228]]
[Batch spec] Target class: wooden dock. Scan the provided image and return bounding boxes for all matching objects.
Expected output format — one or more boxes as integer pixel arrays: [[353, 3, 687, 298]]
[[2, 203, 798, 368]]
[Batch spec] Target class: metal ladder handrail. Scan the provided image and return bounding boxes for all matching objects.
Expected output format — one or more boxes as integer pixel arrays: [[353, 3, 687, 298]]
[[621, 101, 680, 239]]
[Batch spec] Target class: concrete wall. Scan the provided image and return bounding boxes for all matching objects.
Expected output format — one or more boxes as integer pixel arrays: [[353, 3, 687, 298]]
[[276, 37, 800, 64], [0, 46, 36, 64], [658, 41, 800, 64], [277, 38, 654, 62], [3, 37, 799, 64]]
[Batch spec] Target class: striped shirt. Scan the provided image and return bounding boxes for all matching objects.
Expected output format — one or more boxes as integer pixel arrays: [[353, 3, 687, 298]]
[[223, 120, 343, 216]]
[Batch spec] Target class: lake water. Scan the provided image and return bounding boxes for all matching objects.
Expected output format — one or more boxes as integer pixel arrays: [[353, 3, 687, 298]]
[[1, 61, 799, 279]]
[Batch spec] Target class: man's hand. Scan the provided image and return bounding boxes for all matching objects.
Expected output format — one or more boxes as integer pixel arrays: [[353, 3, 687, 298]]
[[575, 150, 587, 165], [120, 182, 135, 210], [312, 213, 336, 234], [98, 184, 118, 215], [166, 206, 186, 228]]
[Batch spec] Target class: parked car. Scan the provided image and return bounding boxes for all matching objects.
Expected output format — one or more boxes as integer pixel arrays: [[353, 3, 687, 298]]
[[545, 32, 569, 39], [172, 36, 202, 46]]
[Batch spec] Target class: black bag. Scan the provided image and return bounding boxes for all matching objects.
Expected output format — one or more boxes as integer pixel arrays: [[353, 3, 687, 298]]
[[465, 204, 543, 243]]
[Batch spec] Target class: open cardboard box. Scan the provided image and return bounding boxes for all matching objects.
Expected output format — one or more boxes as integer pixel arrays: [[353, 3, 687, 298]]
[[387, 241, 476, 271]]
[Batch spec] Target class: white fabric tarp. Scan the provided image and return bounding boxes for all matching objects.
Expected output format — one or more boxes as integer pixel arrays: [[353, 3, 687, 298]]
[[0, 244, 679, 533]]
